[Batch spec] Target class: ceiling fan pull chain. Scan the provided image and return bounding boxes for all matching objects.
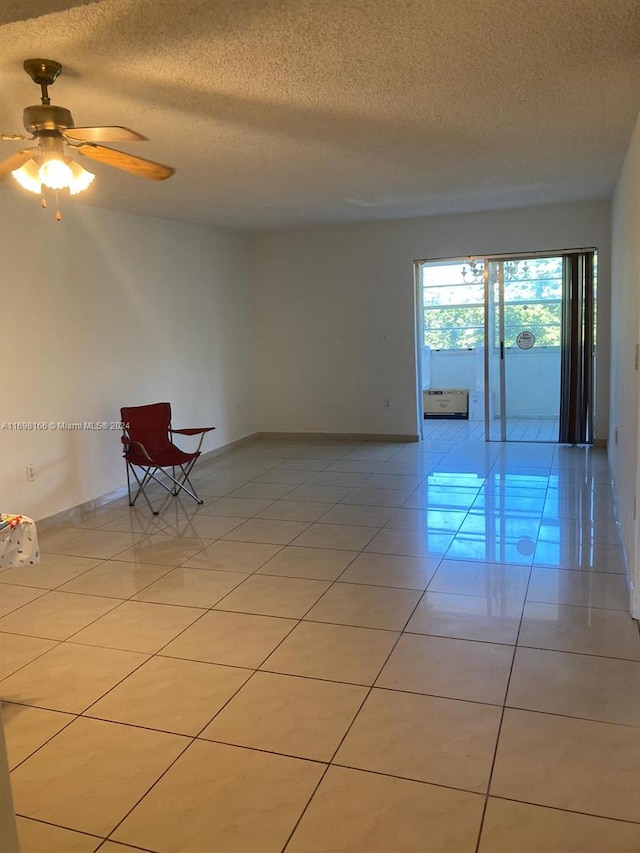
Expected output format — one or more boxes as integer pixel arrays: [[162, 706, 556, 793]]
[[41, 196, 47, 208], [55, 189, 62, 221]]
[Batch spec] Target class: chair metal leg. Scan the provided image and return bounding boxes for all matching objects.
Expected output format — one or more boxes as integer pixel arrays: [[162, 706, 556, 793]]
[[174, 458, 204, 504], [126, 463, 164, 515], [126, 460, 205, 514], [126, 460, 133, 506]]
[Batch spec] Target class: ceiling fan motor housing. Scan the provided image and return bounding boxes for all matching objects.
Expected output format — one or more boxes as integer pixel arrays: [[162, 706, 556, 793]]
[[23, 105, 73, 134], [23, 58, 62, 87]]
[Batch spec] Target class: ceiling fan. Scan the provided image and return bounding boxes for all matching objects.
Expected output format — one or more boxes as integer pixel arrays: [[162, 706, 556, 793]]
[[0, 59, 174, 214]]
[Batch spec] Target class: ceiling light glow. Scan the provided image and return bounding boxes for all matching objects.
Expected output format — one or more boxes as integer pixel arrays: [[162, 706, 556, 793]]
[[12, 156, 95, 196], [68, 161, 95, 195], [39, 156, 73, 189], [12, 160, 41, 194]]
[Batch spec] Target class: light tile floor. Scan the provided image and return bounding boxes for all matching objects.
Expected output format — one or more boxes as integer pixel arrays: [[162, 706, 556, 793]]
[[423, 417, 560, 442], [2, 437, 640, 852]]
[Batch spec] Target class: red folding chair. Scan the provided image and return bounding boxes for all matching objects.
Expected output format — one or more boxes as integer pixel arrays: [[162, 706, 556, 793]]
[[121, 403, 215, 515]]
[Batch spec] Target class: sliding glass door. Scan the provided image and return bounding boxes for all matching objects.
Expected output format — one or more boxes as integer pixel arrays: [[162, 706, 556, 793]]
[[487, 256, 564, 441], [418, 250, 596, 443]]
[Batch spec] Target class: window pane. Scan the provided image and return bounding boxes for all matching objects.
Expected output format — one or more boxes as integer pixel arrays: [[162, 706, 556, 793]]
[[424, 305, 484, 349], [421, 257, 565, 351], [422, 263, 485, 350], [503, 281, 562, 302], [423, 283, 484, 307], [504, 303, 561, 346]]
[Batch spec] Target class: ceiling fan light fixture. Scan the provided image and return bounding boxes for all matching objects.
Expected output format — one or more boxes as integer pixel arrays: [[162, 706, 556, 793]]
[[38, 154, 73, 190], [11, 154, 95, 196], [11, 159, 41, 194], [2, 58, 174, 216], [68, 160, 95, 195]]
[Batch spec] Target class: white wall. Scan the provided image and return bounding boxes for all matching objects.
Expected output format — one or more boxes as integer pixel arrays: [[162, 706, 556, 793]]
[[428, 351, 479, 392], [0, 192, 255, 521], [427, 349, 560, 418], [609, 112, 640, 617], [504, 349, 561, 418], [249, 201, 610, 437]]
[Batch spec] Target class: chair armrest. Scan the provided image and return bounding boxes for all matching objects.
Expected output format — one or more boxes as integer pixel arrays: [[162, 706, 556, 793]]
[[170, 426, 214, 455], [170, 427, 216, 436], [121, 436, 154, 463]]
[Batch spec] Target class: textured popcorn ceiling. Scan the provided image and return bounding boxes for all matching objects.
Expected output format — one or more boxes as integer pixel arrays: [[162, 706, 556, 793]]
[[0, 0, 639, 229]]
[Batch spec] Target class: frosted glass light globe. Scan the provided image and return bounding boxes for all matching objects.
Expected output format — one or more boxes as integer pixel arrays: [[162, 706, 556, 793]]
[[39, 158, 73, 189]]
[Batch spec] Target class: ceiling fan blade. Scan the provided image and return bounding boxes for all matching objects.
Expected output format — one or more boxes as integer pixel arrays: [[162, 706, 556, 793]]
[[63, 126, 148, 143], [75, 143, 174, 180], [0, 148, 37, 179]]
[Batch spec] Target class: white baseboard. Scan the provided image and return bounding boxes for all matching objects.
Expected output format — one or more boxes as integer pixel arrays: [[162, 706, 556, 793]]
[[35, 432, 260, 528]]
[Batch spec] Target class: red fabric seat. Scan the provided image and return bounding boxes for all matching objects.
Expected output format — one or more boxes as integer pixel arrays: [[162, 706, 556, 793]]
[[121, 402, 215, 515]]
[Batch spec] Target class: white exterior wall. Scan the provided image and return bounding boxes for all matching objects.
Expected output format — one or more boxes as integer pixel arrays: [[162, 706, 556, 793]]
[[427, 349, 560, 418]]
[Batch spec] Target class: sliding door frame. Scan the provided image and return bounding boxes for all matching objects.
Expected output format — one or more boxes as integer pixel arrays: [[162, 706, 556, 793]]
[[415, 247, 597, 443]]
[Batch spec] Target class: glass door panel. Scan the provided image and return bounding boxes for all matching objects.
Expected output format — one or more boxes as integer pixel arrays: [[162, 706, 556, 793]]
[[419, 254, 568, 442], [486, 257, 563, 442]]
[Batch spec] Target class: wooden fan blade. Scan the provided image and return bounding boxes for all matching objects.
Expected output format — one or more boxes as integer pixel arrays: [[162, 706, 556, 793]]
[[0, 148, 37, 179], [63, 126, 148, 143], [75, 143, 174, 180]]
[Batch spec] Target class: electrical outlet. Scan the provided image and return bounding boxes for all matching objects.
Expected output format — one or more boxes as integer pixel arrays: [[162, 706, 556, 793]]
[[384, 399, 391, 408], [26, 462, 35, 482]]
